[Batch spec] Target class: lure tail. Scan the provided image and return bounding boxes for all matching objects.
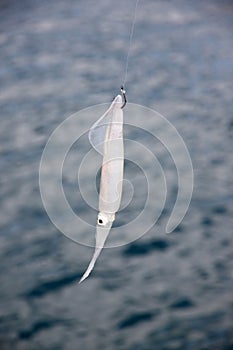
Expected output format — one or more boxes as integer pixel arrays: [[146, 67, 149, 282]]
[[79, 224, 112, 283], [79, 247, 103, 283]]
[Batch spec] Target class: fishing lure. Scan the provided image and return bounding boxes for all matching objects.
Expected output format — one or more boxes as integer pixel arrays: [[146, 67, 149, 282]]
[[79, 88, 126, 283]]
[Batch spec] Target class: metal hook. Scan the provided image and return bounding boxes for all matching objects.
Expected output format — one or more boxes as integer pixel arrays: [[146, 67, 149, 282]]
[[121, 86, 127, 109]]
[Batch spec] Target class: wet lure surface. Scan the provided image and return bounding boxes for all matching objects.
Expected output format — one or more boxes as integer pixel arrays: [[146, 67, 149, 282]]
[[79, 94, 124, 282]]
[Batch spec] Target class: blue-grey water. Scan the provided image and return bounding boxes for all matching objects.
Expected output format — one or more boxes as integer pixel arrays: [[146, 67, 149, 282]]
[[0, 0, 233, 349]]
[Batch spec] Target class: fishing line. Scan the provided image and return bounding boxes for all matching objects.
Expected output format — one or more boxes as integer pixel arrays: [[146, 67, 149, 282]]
[[122, 0, 140, 89]]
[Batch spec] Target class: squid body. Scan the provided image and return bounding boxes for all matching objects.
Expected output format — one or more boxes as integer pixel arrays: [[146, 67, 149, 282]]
[[79, 95, 124, 283]]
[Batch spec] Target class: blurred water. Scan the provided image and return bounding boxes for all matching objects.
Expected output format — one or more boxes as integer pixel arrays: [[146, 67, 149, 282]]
[[0, 0, 233, 349]]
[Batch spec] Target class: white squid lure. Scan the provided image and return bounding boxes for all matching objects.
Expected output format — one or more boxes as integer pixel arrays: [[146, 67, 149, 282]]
[[79, 89, 126, 283]]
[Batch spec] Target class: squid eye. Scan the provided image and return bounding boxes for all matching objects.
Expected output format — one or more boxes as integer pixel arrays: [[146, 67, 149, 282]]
[[97, 213, 108, 226]]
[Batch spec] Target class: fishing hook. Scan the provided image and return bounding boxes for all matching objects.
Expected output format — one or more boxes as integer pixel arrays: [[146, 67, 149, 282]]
[[121, 86, 127, 109]]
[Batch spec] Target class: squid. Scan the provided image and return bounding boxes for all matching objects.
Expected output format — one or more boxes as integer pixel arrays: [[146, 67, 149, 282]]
[[79, 88, 126, 283]]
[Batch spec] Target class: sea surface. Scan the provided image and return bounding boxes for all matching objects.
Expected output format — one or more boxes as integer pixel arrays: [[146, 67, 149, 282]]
[[0, 0, 233, 349]]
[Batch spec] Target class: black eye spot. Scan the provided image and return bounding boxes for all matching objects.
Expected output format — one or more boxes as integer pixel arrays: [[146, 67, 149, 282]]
[[98, 219, 103, 224]]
